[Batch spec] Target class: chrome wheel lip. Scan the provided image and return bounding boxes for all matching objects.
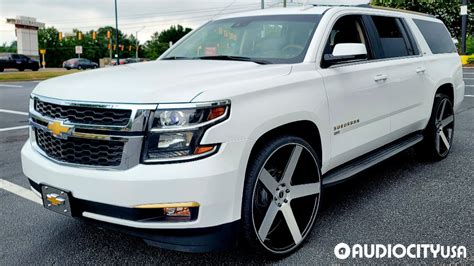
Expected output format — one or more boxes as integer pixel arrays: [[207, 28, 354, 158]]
[[251, 142, 321, 254], [435, 98, 455, 157]]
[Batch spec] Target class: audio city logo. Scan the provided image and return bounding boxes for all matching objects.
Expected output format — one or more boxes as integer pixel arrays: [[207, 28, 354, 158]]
[[334, 243, 467, 260]]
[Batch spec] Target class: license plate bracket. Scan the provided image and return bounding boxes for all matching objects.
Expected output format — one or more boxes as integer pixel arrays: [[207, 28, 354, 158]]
[[41, 185, 72, 217]]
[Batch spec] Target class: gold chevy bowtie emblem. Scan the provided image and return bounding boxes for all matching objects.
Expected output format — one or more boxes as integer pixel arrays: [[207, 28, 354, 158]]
[[46, 193, 65, 206], [47, 121, 73, 138]]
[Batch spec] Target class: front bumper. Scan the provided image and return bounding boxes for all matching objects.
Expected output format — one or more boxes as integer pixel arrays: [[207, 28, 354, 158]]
[[21, 138, 247, 230]]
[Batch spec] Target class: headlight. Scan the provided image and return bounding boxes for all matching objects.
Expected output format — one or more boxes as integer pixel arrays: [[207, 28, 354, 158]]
[[142, 100, 230, 163]]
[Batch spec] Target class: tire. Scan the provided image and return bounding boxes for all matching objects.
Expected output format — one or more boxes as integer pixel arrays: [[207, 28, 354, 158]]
[[32, 68, 39, 72], [0, 68, 3, 72], [241, 135, 322, 256], [77, 65, 83, 70], [18, 68, 24, 72], [65, 67, 71, 70], [417, 94, 455, 161]]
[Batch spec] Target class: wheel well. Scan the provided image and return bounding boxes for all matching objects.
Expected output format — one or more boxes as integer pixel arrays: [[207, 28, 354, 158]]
[[248, 121, 322, 165], [436, 83, 454, 103]]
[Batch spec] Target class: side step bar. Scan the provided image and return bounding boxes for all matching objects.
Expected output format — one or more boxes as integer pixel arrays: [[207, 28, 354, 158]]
[[322, 133, 424, 186]]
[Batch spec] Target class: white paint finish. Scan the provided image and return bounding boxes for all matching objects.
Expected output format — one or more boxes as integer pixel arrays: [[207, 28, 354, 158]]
[[0, 179, 42, 205], [0, 109, 29, 116], [33, 61, 292, 103], [465, 95, 474, 97], [21, 6, 465, 230], [0, 125, 29, 132]]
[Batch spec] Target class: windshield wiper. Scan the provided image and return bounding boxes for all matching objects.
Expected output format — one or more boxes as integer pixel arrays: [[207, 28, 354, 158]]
[[195, 55, 271, 65], [161, 56, 193, 60]]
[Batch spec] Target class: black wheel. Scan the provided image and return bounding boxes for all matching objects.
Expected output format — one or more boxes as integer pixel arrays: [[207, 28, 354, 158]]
[[77, 65, 83, 70], [242, 135, 321, 256], [65, 67, 71, 70], [32, 68, 39, 72], [418, 94, 455, 160], [18, 68, 24, 72], [0, 68, 3, 72]]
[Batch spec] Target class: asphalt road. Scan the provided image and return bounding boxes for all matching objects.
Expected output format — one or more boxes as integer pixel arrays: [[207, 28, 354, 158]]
[[0, 70, 473, 264]]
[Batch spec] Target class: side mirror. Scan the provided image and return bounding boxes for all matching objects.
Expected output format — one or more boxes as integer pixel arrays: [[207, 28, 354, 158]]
[[323, 43, 368, 67]]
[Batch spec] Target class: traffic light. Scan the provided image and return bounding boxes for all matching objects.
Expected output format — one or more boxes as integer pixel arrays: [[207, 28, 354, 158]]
[[107, 30, 111, 39], [120, 45, 124, 51], [129, 45, 132, 52], [113, 44, 116, 50], [77, 32, 82, 40], [92, 31, 96, 40], [108, 43, 111, 50], [58, 32, 62, 41]]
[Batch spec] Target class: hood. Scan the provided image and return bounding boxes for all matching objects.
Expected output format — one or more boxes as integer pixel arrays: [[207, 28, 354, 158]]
[[33, 60, 292, 104]]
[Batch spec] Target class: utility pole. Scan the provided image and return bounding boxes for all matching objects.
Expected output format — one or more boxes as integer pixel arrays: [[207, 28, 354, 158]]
[[136, 26, 145, 59], [461, 0, 468, 55], [283, 0, 287, 8], [261, 0, 264, 9], [114, 0, 120, 65]]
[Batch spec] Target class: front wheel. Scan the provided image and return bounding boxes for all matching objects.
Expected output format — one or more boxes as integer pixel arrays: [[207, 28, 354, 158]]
[[241, 135, 321, 256], [418, 94, 455, 160]]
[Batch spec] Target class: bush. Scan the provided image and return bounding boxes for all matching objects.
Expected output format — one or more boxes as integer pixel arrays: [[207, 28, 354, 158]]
[[467, 37, 474, 55], [468, 57, 474, 65]]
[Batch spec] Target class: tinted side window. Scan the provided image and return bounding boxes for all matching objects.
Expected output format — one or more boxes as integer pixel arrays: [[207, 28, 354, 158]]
[[413, 19, 456, 54], [371, 16, 411, 58]]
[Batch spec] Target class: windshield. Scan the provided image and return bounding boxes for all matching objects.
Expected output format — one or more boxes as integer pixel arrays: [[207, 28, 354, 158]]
[[162, 15, 321, 64]]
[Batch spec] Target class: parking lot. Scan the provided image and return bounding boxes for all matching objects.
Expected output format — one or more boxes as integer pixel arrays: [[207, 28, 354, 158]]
[[0, 69, 473, 263]]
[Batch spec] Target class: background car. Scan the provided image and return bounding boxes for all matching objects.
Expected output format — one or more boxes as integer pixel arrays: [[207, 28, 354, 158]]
[[63, 58, 98, 70], [0, 53, 40, 72]]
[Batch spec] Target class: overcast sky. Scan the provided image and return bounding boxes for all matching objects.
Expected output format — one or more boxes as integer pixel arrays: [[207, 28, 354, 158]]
[[0, 0, 276, 45]]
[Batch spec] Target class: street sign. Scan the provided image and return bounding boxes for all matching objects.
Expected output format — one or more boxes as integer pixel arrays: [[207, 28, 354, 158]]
[[40, 49, 46, 55], [460, 5, 468, 16], [75, 45, 83, 54]]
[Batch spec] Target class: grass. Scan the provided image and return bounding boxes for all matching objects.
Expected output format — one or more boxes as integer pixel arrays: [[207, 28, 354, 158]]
[[0, 70, 79, 82]]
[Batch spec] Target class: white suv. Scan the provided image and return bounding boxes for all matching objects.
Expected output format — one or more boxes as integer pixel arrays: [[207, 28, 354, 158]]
[[22, 4, 464, 255]]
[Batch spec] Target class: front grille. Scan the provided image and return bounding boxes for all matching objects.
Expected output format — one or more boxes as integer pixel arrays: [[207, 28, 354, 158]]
[[35, 128, 124, 167], [35, 99, 132, 126]]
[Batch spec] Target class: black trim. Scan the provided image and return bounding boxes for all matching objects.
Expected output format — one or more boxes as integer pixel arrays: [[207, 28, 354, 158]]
[[81, 217, 240, 253], [29, 179, 236, 252], [28, 179, 198, 222]]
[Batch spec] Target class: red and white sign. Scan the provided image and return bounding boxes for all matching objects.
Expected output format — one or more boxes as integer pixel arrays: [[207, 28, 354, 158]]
[[75, 45, 83, 54], [204, 47, 217, 56]]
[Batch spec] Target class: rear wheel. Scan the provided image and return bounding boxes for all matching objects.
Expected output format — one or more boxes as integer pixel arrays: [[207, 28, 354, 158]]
[[77, 65, 83, 70], [418, 94, 455, 160], [242, 135, 321, 256], [18, 68, 24, 72]]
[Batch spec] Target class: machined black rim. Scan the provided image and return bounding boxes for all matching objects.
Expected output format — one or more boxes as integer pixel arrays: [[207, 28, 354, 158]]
[[251, 143, 321, 254], [435, 98, 454, 157]]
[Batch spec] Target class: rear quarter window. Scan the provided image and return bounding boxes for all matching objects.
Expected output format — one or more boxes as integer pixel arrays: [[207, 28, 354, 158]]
[[413, 19, 457, 54]]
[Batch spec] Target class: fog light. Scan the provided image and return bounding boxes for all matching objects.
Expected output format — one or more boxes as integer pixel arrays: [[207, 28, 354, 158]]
[[164, 207, 191, 217]]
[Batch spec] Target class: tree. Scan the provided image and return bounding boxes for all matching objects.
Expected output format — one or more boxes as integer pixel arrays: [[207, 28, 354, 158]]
[[143, 25, 192, 60], [371, 0, 473, 39], [38, 26, 141, 67], [0, 41, 17, 53]]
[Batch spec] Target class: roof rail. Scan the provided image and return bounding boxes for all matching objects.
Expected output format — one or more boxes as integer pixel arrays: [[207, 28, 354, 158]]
[[370, 6, 435, 18]]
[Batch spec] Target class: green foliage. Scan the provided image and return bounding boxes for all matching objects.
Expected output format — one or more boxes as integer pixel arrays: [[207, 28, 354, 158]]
[[38, 26, 142, 67], [468, 56, 474, 64], [0, 41, 17, 53], [36, 24, 192, 66], [467, 37, 474, 55], [143, 25, 192, 60], [371, 0, 473, 39]]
